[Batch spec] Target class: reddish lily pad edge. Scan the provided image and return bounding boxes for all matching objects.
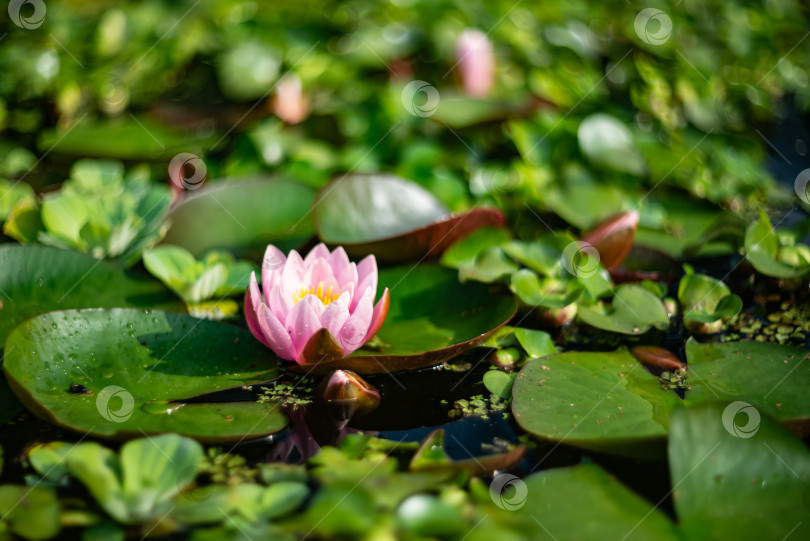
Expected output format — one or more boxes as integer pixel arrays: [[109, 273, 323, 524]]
[[321, 207, 506, 264], [284, 301, 517, 376]]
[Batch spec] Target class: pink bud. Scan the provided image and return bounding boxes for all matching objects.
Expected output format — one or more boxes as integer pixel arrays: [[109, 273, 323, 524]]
[[272, 74, 309, 124], [456, 29, 495, 97]]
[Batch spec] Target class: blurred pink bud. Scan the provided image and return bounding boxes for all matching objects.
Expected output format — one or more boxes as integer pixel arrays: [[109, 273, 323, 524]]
[[272, 74, 309, 124], [245, 243, 389, 365], [456, 29, 495, 97]]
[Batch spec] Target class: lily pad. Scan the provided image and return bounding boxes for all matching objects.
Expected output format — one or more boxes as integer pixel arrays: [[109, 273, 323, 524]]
[[439, 227, 512, 270], [162, 178, 315, 259], [669, 402, 810, 541], [286, 265, 516, 375], [37, 116, 214, 160], [577, 284, 670, 335], [685, 340, 810, 433], [517, 464, 680, 541], [0, 245, 184, 348], [313, 174, 504, 263], [3, 309, 287, 442], [512, 348, 681, 458]]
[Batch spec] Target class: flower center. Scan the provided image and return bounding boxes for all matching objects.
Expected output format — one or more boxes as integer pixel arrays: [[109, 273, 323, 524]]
[[293, 281, 340, 305]]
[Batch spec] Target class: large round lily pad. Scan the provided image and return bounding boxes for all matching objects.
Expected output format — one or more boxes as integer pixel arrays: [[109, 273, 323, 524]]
[[162, 178, 314, 258], [313, 174, 503, 263], [286, 265, 516, 375], [517, 464, 680, 541], [3, 309, 287, 442], [0, 245, 184, 348], [685, 339, 810, 433], [512, 349, 681, 458], [669, 403, 810, 541]]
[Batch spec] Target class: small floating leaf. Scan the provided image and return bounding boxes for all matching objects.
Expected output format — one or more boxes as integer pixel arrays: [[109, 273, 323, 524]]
[[577, 284, 670, 335]]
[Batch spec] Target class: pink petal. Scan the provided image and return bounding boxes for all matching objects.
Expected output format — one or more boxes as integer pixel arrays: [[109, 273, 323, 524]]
[[327, 247, 351, 280], [303, 243, 330, 266], [261, 245, 286, 294], [352, 255, 377, 311], [364, 287, 390, 343], [280, 250, 305, 297], [244, 272, 270, 348], [335, 262, 358, 292], [318, 296, 350, 341], [267, 283, 291, 324], [257, 303, 295, 360], [286, 295, 326, 359], [303, 257, 337, 288], [340, 287, 374, 354]]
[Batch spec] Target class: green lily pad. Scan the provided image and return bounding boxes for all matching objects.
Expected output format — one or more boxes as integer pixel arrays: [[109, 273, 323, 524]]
[[512, 349, 681, 458], [286, 265, 516, 375], [517, 464, 680, 541], [313, 174, 503, 263], [685, 339, 810, 431], [0, 245, 184, 348], [162, 178, 315, 259], [440, 227, 511, 270], [315, 174, 448, 244], [669, 403, 810, 541], [3, 309, 287, 442], [37, 116, 214, 160], [577, 284, 670, 335]]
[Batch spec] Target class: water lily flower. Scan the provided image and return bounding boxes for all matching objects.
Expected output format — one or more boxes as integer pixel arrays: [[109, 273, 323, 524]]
[[456, 29, 495, 97], [245, 243, 389, 365]]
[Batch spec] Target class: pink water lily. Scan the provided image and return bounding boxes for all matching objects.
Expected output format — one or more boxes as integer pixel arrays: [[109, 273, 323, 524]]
[[245, 243, 390, 365], [456, 29, 495, 97]]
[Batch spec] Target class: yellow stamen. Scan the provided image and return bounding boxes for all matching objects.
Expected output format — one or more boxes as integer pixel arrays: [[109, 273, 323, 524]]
[[293, 281, 341, 305]]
